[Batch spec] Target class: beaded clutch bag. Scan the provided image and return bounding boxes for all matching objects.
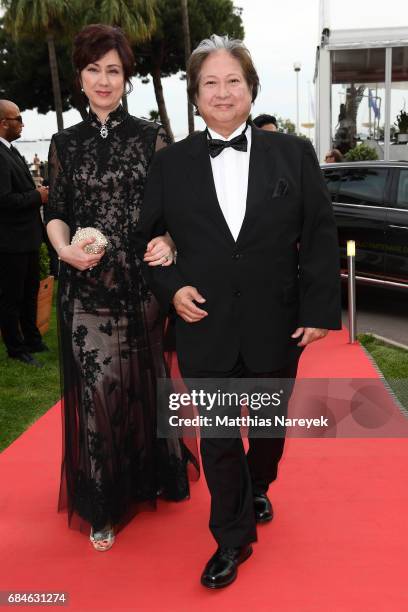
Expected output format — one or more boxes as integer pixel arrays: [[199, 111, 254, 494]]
[[71, 227, 108, 254]]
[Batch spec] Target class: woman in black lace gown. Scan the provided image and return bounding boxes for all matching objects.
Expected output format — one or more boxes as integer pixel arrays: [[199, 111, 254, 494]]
[[45, 24, 198, 550]]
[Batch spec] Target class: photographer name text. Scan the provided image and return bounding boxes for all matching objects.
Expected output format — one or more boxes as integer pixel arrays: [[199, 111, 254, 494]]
[[168, 415, 329, 428]]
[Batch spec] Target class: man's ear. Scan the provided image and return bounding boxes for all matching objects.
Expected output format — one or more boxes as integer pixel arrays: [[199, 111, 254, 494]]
[[193, 94, 200, 117]]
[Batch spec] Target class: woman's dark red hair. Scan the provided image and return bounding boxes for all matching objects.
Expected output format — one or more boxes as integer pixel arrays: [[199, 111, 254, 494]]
[[73, 24, 135, 94]]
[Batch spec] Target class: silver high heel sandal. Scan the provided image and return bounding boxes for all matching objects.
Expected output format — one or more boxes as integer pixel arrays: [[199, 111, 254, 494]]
[[90, 526, 115, 551]]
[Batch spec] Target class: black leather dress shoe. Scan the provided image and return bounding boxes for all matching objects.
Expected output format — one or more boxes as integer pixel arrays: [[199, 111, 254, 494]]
[[201, 545, 253, 589], [26, 342, 49, 353], [254, 494, 273, 523], [9, 352, 43, 368]]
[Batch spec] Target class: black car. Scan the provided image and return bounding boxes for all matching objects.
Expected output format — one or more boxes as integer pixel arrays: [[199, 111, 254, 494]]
[[321, 161, 408, 291]]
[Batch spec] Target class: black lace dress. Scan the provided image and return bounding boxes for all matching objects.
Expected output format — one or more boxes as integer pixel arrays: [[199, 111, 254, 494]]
[[45, 106, 198, 533]]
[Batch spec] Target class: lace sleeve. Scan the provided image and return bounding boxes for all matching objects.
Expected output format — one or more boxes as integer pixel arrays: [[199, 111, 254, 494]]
[[44, 137, 70, 225], [155, 126, 171, 153]]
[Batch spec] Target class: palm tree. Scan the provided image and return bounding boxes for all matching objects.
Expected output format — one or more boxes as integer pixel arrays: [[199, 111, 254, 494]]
[[1, 0, 76, 132], [82, 0, 157, 112], [84, 0, 156, 42], [180, 0, 194, 134]]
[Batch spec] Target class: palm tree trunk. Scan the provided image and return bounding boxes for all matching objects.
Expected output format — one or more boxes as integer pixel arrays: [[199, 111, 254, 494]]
[[181, 0, 194, 134], [46, 33, 64, 131], [151, 64, 174, 142]]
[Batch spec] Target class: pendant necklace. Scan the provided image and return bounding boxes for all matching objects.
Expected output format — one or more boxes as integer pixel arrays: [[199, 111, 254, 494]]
[[100, 119, 108, 139]]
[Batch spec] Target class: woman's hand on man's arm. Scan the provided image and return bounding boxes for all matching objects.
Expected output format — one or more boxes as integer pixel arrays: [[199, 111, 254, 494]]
[[144, 232, 176, 267]]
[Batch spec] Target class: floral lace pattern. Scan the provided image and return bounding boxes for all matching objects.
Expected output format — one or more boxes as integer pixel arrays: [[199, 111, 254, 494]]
[[46, 107, 195, 532]]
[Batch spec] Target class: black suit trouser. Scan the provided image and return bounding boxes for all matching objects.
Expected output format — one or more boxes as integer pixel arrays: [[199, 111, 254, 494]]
[[0, 251, 42, 356], [179, 353, 300, 548]]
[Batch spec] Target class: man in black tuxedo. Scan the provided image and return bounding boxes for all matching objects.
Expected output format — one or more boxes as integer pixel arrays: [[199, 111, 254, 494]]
[[0, 100, 49, 366], [136, 36, 341, 588]]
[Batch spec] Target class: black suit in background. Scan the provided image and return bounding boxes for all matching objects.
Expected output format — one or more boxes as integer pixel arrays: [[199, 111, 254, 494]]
[[0, 141, 43, 356], [135, 127, 342, 547]]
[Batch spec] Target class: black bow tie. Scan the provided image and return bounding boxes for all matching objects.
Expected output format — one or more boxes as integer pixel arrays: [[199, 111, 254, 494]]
[[207, 126, 248, 158]]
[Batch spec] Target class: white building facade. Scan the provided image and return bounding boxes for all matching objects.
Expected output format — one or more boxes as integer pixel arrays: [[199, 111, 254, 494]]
[[314, 25, 408, 162]]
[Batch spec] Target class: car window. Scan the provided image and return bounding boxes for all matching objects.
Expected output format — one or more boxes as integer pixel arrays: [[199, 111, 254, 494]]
[[396, 170, 408, 210], [338, 168, 387, 206], [322, 168, 344, 200]]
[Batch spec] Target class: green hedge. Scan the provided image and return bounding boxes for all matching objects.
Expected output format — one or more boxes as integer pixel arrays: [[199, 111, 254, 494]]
[[344, 143, 379, 161]]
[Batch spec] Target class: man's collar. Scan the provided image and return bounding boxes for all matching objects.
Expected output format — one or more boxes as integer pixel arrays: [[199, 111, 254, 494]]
[[207, 121, 249, 142], [0, 136, 12, 149]]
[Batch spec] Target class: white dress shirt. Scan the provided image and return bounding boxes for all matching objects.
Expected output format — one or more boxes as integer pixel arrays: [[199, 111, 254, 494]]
[[0, 136, 11, 149], [207, 122, 251, 241]]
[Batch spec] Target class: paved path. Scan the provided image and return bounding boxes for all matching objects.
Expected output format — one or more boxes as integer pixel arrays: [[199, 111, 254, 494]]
[[342, 285, 408, 348]]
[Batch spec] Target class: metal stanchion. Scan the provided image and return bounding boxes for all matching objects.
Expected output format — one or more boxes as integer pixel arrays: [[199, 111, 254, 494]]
[[347, 240, 357, 343]]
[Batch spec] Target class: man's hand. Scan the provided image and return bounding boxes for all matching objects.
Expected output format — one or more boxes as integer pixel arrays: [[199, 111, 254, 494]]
[[173, 286, 207, 323], [37, 186, 49, 204], [291, 327, 328, 347]]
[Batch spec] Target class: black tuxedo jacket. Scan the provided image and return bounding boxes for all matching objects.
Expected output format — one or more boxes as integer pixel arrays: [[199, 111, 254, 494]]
[[0, 141, 43, 253], [135, 127, 341, 373]]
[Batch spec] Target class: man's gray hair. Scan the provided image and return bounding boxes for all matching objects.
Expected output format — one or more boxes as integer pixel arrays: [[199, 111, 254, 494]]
[[191, 34, 248, 58], [187, 34, 260, 107]]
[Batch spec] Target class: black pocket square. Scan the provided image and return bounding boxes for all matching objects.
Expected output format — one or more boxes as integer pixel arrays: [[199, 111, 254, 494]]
[[272, 178, 289, 198]]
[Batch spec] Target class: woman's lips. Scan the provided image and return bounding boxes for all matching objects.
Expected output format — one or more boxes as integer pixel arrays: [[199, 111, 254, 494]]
[[96, 91, 112, 96]]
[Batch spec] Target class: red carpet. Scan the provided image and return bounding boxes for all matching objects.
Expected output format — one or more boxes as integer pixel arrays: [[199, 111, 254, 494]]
[[1, 328, 407, 611]]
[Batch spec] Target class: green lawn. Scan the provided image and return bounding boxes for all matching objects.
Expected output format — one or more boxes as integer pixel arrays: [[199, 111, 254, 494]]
[[0, 286, 60, 452], [359, 333, 408, 409]]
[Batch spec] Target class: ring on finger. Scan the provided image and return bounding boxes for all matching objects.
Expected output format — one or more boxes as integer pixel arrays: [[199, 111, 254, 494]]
[[161, 255, 171, 266]]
